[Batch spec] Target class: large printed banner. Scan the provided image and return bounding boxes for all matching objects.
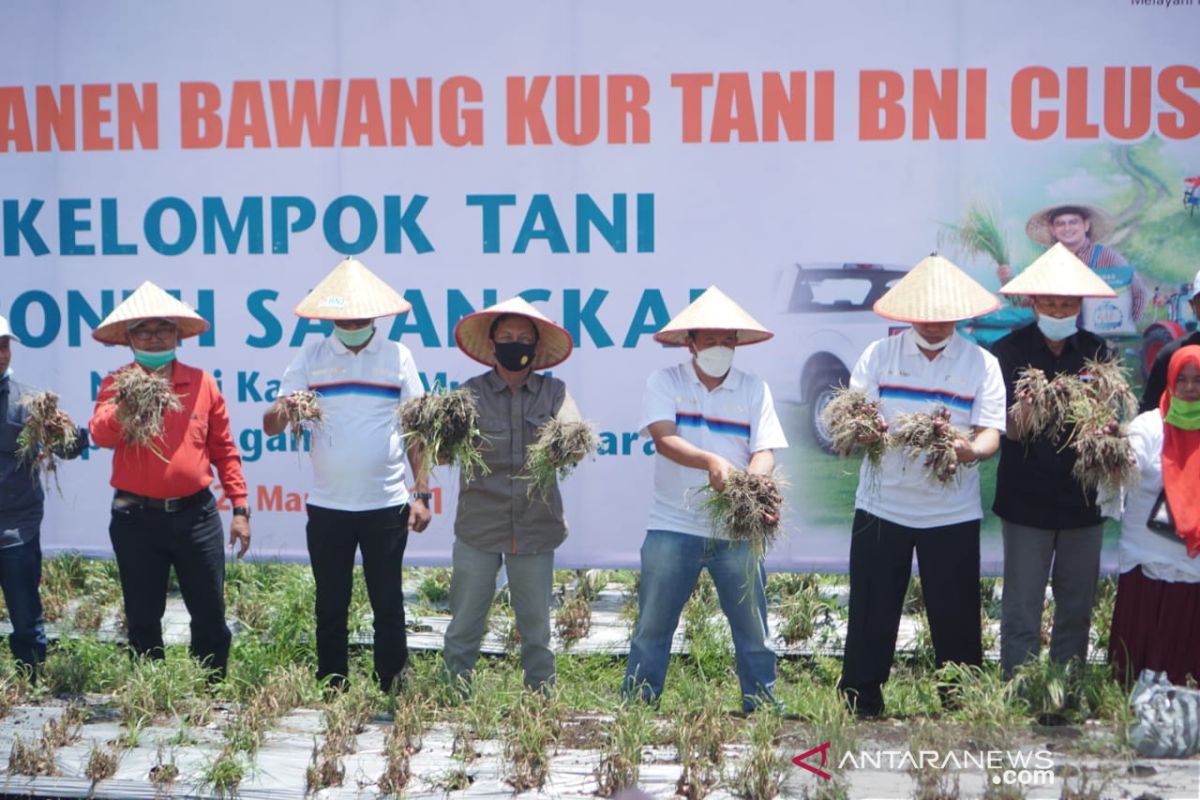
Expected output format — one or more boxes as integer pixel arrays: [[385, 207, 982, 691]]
[[2, 1, 1198, 571]]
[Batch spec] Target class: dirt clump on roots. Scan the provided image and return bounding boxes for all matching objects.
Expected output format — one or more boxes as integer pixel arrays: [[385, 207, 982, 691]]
[[398, 387, 488, 481], [522, 419, 599, 499], [109, 367, 183, 462], [1011, 357, 1138, 494], [702, 469, 785, 557], [820, 387, 888, 467], [890, 407, 970, 485], [280, 390, 323, 444], [16, 391, 79, 491]]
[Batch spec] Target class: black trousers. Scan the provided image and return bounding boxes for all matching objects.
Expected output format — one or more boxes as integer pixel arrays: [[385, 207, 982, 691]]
[[306, 503, 410, 689], [109, 490, 231, 677], [838, 509, 982, 716]]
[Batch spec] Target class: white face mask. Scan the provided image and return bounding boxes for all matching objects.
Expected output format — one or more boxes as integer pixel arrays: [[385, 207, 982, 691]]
[[1036, 313, 1079, 342], [911, 329, 950, 352], [694, 345, 735, 378]]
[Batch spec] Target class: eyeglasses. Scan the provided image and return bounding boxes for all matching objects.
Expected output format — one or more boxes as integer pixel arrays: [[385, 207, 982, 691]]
[[130, 325, 177, 343]]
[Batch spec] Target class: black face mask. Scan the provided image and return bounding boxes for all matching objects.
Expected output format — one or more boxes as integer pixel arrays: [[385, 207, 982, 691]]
[[494, 341, 536, 371]]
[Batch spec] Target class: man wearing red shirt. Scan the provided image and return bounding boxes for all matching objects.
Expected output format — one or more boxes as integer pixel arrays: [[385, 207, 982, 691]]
[[89, 281, 250, 680]]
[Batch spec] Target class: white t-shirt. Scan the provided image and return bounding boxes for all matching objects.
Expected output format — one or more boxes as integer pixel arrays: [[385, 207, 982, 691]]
[[640, 362, 788, 538], [851, 330, 1007, 529], [1111, 411, 1200, 583], [279, 331, 424, 511]]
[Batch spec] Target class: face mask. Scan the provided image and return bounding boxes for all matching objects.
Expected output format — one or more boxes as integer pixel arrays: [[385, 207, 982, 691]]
[[1036, 313, 1079, 342], [334, 324, 375, 347], [494, 341, 536, 371], [1165, 397, 1200, 431], [694, 346, 735, 378], [911, 329, 950, 352], [132, 348, 176, 370]]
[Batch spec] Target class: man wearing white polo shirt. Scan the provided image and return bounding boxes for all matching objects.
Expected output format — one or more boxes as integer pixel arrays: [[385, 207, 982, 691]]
[[837, 255, 1006, 718], [263, 258, 431, 693], [622, 287, 788, 713]]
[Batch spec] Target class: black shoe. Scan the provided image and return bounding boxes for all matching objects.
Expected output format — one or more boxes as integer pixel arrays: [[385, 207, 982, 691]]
[[841, 687, 882, 719], [322, 674, 349, 700], [1035, 711, 1070, 727]]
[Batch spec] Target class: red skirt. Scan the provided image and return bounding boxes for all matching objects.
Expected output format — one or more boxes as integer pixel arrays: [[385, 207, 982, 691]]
[[1109, 566, 1200, 686]]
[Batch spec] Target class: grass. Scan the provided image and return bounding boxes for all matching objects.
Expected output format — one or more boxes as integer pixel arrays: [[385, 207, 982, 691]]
[[732, 709, 788, 800], [83, 740, 120, 786], [670, 679, 731, 798], [0, 556, 1154, 792], [594, 700, 654, 796], [503, 687, 562, 791]]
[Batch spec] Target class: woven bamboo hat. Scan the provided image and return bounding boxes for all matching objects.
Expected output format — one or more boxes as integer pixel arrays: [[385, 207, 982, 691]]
[[1026, 203, 1115, 247], [1000, 243, 1117, 298], [653, 286, 773, 347], [873, 254, 999, 323], [293, 258, 412, 320], [92, 281, 210, 345], [454, 296, 574, 370]]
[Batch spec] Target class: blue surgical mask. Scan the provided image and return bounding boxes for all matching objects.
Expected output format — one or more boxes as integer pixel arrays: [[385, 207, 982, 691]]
[[334, 324, 375, 347], [1036, 313, 1079, 342], [132, 348, 176, 369]]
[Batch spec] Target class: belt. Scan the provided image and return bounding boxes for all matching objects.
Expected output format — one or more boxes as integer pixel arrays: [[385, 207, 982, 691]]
[[113, 489, 211, 513]]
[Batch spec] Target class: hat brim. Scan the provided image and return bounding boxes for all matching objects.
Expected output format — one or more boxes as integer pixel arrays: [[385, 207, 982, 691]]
[[652, 286, 774, 346], [293, 258, 413, 320], [91, 281, 211, 345], [871, 255, 1000, 323], [999, 243, 1118, 298], [454, 311, 573, 370], [1025, 204, 1116, 247], [652, 328, 774, 347], [93, 316, 209, 346]]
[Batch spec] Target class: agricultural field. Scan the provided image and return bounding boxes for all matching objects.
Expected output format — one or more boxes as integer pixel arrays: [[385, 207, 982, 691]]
[[0, 557, 1193, 798]]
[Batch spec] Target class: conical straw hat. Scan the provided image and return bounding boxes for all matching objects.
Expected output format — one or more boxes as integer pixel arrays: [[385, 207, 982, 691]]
[[873, 254, 999, 323], [454, 297, 574, 370], [293, 258, 412, 320], [92, 281, 210, 345], [653, 286, 773, 347], [1025, 203, 1115, 247], [1000, 242, 1117, 298]]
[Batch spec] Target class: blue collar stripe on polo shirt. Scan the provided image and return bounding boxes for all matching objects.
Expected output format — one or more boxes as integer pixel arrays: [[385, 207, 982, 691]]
[[309, 381, 403, 399], [675, 411, 751, 438], [878, 384, 974, 411]]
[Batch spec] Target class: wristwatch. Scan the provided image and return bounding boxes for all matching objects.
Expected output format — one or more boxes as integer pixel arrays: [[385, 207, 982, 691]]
[[232, 506, 252, 519], [412, 491, 433, 503]]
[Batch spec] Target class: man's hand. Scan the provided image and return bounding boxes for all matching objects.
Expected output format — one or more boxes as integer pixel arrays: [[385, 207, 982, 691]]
[[409, 497, 432, 533], [952, 436, 978, 464], [707, 455, 734, 492], [1008, 393, 1034, 440], [229, 516, 251, 559]]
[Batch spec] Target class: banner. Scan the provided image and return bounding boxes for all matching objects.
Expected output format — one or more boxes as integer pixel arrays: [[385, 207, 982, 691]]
[[2, 0, 1197, 571]]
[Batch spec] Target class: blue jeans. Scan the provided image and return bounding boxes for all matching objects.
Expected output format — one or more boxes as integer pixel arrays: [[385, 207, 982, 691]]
[[623, 529, 777, 712], [0, 535, 46, 668]]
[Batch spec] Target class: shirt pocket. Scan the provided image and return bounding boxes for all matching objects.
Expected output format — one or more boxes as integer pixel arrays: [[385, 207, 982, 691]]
[[476, 413, 512, 468], [524, 409, 552, 435], [189, 414, 210, 447]]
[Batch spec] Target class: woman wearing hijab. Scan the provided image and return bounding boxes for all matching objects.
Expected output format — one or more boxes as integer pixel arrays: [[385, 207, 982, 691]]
[[1109, 345, 1200, 685]]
